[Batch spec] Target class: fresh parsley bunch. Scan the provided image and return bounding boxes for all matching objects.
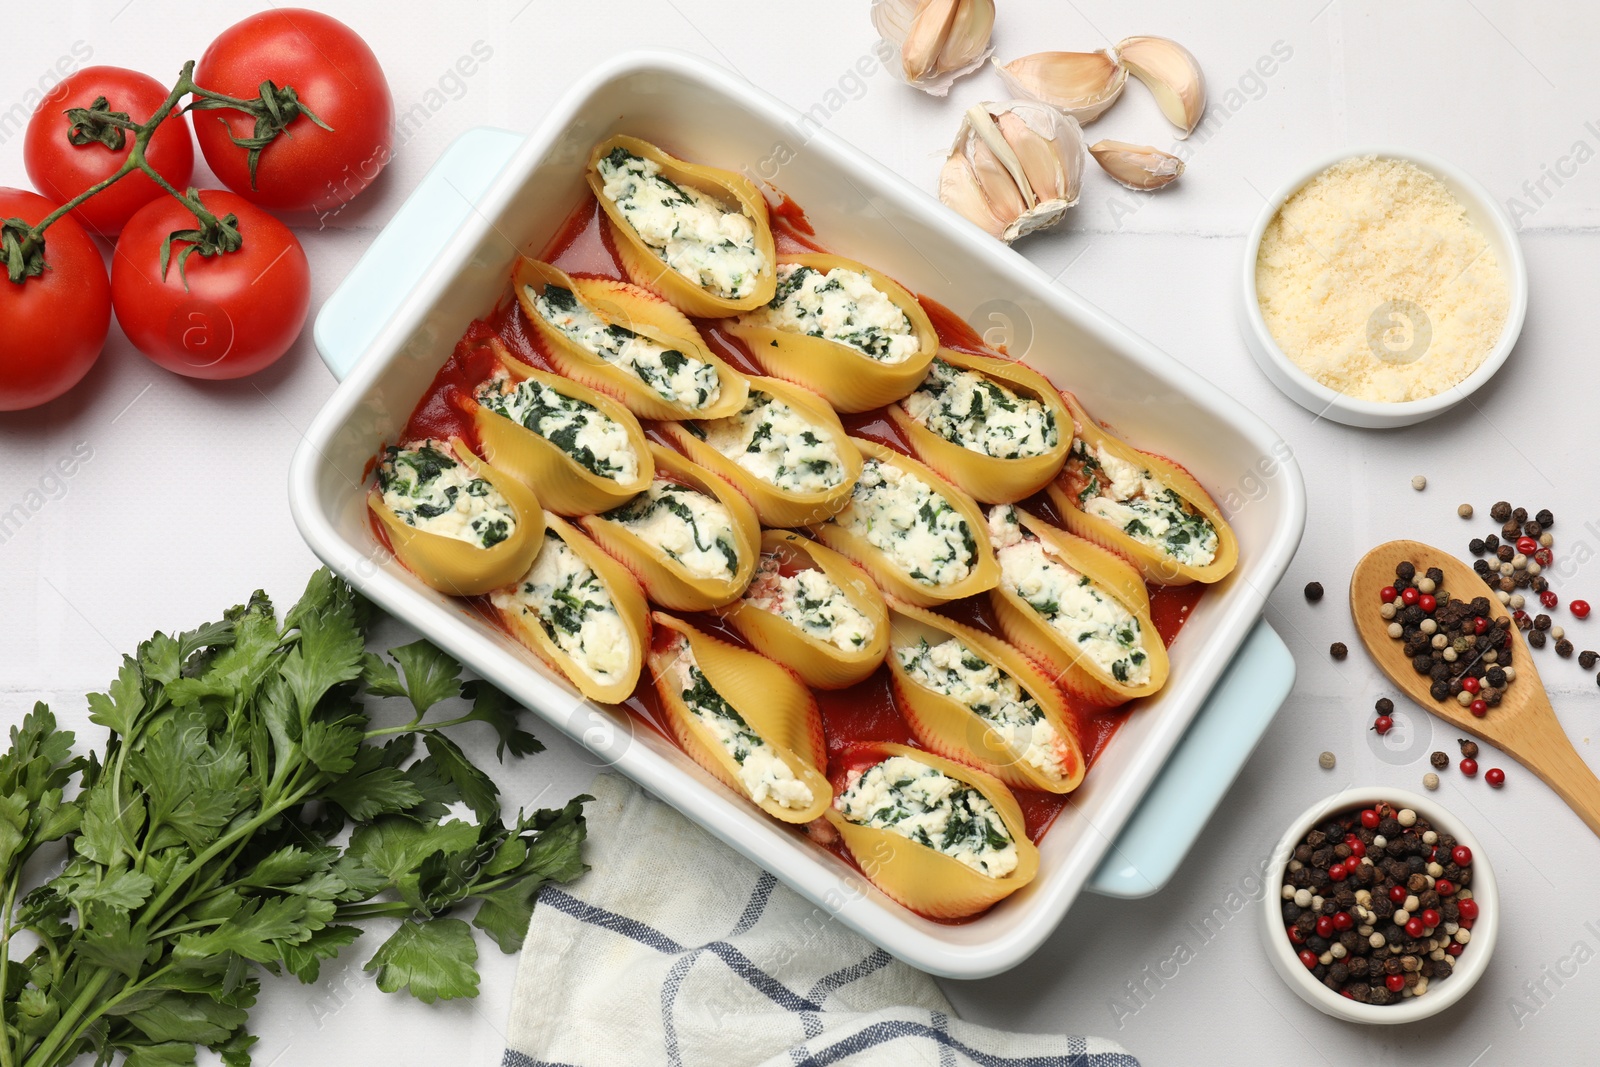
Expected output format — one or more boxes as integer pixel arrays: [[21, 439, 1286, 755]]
[[0, 569, 588, 1067]]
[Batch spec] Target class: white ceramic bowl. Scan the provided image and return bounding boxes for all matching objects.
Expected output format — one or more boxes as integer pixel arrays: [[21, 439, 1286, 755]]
[[1238, 147, 1527, 429], [1259, 787, 1498, 1023]]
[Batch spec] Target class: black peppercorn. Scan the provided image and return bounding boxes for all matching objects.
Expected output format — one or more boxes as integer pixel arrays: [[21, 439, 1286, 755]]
[[1536, 508, 1553, 527], [1426, 567, 1444, 583], [1430, 680, 1450, 700], [1412, 653, 1433, 674], [1460, 738, 1479, 758], [1513, 507, 1528, 524], [1330, 642, 1348, 660], [1496, 544, 1514, 562], [1535, 613, 1552, 631], [1529, 630, 1547, 649], [1395, 561, 1416, 581], [1484, 534, 1500, 551], [1469, 538, 1486, 555], [1375, 697, 1394, 714], [1431, 751, 1449, 768], [1490, 501, 1512, 522], [1487, 667, 1506, 687], [1557, 638, 1574, 657], [1502, 520, 1521, 541], [1304, 581, 1324, 602], [1581, 650, 1598, 670], [1533, 576, 1550, 593], [1524, 520, 1543, 538]]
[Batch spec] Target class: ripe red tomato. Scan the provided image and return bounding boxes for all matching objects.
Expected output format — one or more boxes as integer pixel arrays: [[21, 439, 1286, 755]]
[[0, 189, 111, 411], [111, 190, 310, 380], [23, 67, 195, 238], [194, 10, 392, 213]]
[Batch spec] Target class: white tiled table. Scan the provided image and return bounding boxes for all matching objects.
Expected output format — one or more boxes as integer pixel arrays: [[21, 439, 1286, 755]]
[[3, 2, 1596, 1062]]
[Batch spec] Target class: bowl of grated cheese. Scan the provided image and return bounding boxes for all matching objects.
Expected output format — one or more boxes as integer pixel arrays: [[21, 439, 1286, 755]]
[[1239, 149, 1527, 429]]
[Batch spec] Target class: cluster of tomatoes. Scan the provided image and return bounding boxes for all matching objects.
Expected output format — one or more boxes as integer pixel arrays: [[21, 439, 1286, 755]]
[[1, 9, 393, 411]]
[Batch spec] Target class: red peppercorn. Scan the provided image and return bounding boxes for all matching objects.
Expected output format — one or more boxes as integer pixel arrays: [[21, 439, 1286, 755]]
[[1461, 916, 1475, 930], [1573, 600, 1592, 619], [1344, 833, 1360, 847], [1333, 911, 1354, 931], [1452, 845, 1473, 866], [1470, 699, 1488, 717], [1389, 884, 1408, 904], [1300, 949, 1319, 970], [1517, 536, 1538, 555], [1401, 587, 1421, 606], [1448, 942, 1465, 957], [1340, 989, 1355, 999], [1458, 898, 1480, 921], [1435, 878, 1456, 896], [1474, 616, 1490, 635], [1380, 585, 1398, 603], [1421, 908, 1441, 927], [1535, 548, 1553, 567], [1386, 974, 1406, 992], [1512, 609, 1529, 624], [1461, 676, 1481, 695], [1486, 767, 1505, 787], [1373, 715, 1394, 735], [1541, 590, 1559, 609], [1316, 915, 1334, 937], [1419, 593, 1437, 613], [1328, 862, 1348, 881], [1405, 917, 1425, 937], [1460, 758, 1478, 777], [1348, 840, 1366, 859], [1289, 925, 1306, 944], [1361, 809, 1380, 829]]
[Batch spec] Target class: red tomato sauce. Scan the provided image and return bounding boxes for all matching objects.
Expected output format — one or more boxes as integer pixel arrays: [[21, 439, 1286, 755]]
[[384, 185, 1211, 921]]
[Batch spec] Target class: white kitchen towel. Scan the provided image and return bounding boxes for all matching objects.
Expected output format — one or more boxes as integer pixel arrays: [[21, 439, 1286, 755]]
[[501, 773, 1138, 1067]]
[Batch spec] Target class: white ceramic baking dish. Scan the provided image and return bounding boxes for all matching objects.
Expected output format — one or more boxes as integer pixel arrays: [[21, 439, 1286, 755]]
[[289, 51, 1306, 978]]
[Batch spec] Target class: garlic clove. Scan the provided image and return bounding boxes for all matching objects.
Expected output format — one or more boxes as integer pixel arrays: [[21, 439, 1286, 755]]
[[1089, 140, 1184, 191], [1115, 36, 1206, 138], [939, 101, 1086, 243], [873, 0, 995, 96], [992, 50, 1127, 123], [939, 153, 1008, 238]]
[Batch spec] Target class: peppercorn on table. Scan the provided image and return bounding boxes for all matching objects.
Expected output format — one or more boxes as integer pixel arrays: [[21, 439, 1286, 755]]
[[2, 1, 1598, 1064]]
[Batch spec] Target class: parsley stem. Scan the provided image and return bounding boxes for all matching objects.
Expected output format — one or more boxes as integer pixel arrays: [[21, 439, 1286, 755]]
[[363, 712, 476, 740], [21, 967, 114, 1067], [0, 877, 16, 1067]]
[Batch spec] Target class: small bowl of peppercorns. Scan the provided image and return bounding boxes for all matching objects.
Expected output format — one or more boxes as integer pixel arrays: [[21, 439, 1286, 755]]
[[1260, 786, 1498, 1023]]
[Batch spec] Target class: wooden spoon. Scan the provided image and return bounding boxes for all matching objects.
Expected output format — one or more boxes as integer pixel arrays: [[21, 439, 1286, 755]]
[[1351, 539, 1600, 838]]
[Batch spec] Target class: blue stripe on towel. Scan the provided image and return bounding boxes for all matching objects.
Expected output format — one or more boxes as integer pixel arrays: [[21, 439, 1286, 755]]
[[789, 1019, 1139, 1067]]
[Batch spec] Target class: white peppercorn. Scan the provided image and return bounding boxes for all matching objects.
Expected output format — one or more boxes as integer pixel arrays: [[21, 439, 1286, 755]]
[[1411, 475, 1427, 490], [1423, 772, 1440, 790], [1397, 808, 1418, 827]]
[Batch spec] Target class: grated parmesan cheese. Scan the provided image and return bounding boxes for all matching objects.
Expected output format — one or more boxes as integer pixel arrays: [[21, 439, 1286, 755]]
[[1255, 156, 1509, 403]]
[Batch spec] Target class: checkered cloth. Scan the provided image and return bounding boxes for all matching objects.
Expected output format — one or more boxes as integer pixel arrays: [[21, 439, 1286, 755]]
[[500, 774, 1138, 1067]]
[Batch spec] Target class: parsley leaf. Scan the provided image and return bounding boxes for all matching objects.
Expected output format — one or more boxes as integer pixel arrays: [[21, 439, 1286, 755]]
[[363, 918, 480, 1004]]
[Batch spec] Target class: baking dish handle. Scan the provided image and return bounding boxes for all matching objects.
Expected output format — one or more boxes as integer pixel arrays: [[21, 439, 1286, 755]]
[[1086, 617, 1294, 898], [313, 126, 527, 382]]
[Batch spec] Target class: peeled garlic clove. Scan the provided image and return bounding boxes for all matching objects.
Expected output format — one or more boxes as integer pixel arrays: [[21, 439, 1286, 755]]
[[992, 50, 1127, 123], [872, 0, 995, 97], [939, 101, 1086, 243], [1089, 140, 1184, 191], [1115, 36, 1206, 137]]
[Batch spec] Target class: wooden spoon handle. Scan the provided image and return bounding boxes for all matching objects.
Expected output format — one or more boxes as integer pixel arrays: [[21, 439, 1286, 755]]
[[1518, 727, 1600, 838]]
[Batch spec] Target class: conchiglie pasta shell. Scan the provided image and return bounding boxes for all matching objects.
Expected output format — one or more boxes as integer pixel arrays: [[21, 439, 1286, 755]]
[[514, 258, 748, 421], [579, 444, 761, 611], [493, 513, 650, 704], [1045, 391, 1238, 586], [469, 340, 653, 516], [589, 135, 776, 317], [657, 376, 863, 527], [987, 509, 1168, 707], [884, 598, 1084, 792], [887, 348, 1071, 503], [647, 613, 830, 823], [824, 742, 1039, 919], [723, 253, 938, 412], [715, 530, 889, 690], [811, 438, 999, 607], [368, 437, 544, 597]]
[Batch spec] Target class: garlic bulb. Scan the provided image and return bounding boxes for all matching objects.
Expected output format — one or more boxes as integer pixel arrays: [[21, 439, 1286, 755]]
[[872, 0, 996, 96], [940, 101, 1086, 243], [1089, 140, 1184, 191], [991, 50, 1126, 123], [1114, 36, 1206, 137]]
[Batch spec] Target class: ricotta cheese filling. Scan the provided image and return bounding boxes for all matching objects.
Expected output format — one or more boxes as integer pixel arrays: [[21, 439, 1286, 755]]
[[834, 755, 1018, 878], [603, 477, 740, 581], [901, 358, 1059, 459], [666, 635, 814, 810], [597, 147, 766, 300], [476, 371, 639, 482], [745, 264, 919, 364], [491, 533, 630, 687], [987, 506, 1149, 686], [896, 635, 1069, 782], [743, 553, 875, 652], [831, 457, 976, 589], [377, 440, 515, 550], [698, 390, 846, 494], [1068, 441, 1219, 568], [530, 283, 721, 411]]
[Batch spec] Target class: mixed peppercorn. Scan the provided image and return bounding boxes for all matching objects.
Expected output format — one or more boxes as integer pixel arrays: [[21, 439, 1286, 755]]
[[1281, 802, 1479, 1004], [1467, 503, 1596, 680], [1379, 559, 1515, 716]]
